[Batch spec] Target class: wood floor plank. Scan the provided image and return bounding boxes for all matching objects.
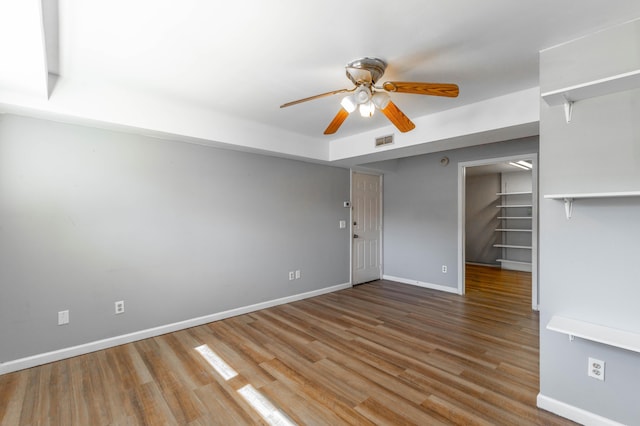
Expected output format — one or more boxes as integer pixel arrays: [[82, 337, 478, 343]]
[[1, 265, 578, 425], [0, 368, 26, 425], [355, 396, 448, 426], [259, 380, 346, 426], [259, 357, 376, 425], [127, 381, 178, 425], [192, 380, 263, 425]]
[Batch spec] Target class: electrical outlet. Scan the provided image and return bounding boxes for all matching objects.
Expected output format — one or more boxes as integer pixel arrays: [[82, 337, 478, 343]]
[[58, 310, 69, 325], [295, 270, 301, 279], [288, 271, 295, 280], [442, 265, 447, 273], [588, 357, 605, 381], [115, 300, 125, 315]]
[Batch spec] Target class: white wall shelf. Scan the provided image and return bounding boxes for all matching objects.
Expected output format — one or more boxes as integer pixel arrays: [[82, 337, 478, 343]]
[[541, 69, 640, 122], [544, 191, 640, 199], [544, 191, 640, 219], [547, 315, 640, 354]]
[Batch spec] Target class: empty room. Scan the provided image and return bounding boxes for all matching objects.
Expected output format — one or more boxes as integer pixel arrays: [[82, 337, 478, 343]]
[[2, 1, 640, 425]]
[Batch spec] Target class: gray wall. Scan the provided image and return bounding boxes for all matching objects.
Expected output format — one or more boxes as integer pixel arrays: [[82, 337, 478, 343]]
[[382, 136, 538, 289], [465, 173, 500, 265], [539, 20, 640, 424], [0, 114, 350, 362]]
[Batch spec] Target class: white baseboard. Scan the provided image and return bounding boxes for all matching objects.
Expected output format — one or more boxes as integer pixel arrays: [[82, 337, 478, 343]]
[[0, 282, 351, 376], [382, 275, 461, 295], [537, 393, 624, 426]]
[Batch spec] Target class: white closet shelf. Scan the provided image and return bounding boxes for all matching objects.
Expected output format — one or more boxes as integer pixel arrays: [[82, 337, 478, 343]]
[[541, 69, 640, 122], [544, 191, 640, 219], [497, 181, 533, 274], [496, 259, 531, 266], [493, 244, 532, 249], [496, 191, 533, 196], [547, 315, 640, 353]]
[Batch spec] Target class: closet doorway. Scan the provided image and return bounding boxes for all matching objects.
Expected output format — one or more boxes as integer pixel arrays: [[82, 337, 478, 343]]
[[457, 154, 538, 310]]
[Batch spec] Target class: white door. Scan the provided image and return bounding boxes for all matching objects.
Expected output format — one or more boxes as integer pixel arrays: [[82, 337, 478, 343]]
[[352, 172, 382, 284]]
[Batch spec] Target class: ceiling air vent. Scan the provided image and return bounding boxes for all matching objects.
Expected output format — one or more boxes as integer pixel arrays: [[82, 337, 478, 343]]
[[375, 134, 394, 147]]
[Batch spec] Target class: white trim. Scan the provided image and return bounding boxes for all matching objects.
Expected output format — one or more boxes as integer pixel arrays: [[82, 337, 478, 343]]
[[537, 394, 625, 426], [0, 282, 351, 376], [349, 170, 354, 286], [457, 162, 466, 295], [379, 173, 384, 280], [383, 275, 461, 294]]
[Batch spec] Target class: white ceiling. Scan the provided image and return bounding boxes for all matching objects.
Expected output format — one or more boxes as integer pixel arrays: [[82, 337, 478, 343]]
[[2, 1, 640, 163]]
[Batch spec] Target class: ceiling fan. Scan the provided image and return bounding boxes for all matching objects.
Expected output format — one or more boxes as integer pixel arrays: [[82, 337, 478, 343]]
[[280, 57, 459, 135]]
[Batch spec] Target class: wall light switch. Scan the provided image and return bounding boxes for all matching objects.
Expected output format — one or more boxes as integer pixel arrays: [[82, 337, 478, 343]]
[[58, 310, 69, 325], [339, 220, 346, 229]]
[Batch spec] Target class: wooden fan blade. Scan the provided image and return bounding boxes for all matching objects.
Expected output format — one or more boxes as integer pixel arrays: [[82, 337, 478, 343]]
[[382, 81, 459, 97], [280, 88, 352, 108], [380, 101, 415, 133], [324, 108, 350, 135]]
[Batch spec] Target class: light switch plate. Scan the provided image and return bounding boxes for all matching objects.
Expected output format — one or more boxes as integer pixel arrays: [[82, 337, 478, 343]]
[[58, 310, 69, 325]]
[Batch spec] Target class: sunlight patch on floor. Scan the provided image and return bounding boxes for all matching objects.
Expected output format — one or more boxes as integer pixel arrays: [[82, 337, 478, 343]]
[[238, 384, 297, 426], [194, 344, 238, 380]]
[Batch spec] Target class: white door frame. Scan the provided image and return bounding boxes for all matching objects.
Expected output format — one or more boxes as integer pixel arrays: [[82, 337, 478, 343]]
[[457, 153, 539, 310], [350, 170, 383, 285]]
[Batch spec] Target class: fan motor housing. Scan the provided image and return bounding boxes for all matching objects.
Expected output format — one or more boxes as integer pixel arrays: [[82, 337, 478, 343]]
[[345, 57, 387, 85]]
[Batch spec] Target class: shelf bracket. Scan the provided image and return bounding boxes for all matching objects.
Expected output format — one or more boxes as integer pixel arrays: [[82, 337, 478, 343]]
[[563, 97, 574, 123], [569, 334, 575, 342], [563, 198, 574, 219]]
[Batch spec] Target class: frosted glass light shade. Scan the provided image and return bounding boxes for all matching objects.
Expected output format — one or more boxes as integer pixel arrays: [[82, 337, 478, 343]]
[[372, 92, 391, 110], [340, 95, 357, 113], [359, 101, 375, 117]]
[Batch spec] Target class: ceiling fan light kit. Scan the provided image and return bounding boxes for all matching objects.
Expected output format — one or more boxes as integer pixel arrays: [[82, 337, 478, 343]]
[[372, 91, 391, 110], [359, 101, 375, 118], [280, 57, 459, 135]]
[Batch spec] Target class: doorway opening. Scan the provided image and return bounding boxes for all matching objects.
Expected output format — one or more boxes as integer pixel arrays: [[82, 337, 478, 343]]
[[458, 154, 538, 310]]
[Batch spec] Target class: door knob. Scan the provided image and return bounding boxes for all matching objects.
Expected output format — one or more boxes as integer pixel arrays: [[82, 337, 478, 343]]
[[353, 234, 359, 239]]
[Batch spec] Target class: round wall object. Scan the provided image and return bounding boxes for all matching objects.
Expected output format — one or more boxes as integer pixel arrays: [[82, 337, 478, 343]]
[[440, 156, 450, 166]]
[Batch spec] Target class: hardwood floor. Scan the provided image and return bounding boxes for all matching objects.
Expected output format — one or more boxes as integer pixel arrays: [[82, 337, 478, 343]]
[[0, 265, 576, 425]]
